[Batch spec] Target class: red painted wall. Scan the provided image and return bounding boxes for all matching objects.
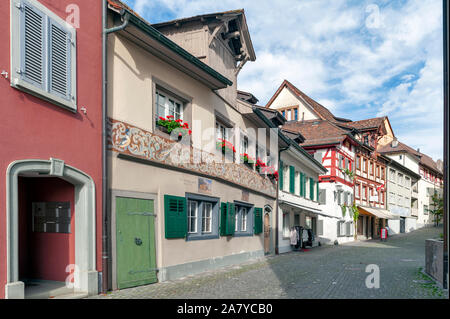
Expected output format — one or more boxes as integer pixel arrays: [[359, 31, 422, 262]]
[[0, 0, 103, 298], [19, 178, 75, 282]]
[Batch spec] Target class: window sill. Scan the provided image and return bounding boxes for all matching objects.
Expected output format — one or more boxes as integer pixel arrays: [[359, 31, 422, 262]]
[[186, 234, 220, 241], [233, 232, 253, 237], [11, 79, 77, 112]]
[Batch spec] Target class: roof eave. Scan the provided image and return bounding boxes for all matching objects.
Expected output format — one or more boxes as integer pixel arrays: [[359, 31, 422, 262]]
[[109, 8, 233, 89], [253, 108, 328, 173]]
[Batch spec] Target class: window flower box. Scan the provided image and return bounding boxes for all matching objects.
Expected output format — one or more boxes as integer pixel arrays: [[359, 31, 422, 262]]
[[240, 153, 255, 169], [261, 164, 278, 181], [216, 139, 236, 156], [267, 169, 279, 181], [156, 115, 192, 141], [255, 158, 267, 174]]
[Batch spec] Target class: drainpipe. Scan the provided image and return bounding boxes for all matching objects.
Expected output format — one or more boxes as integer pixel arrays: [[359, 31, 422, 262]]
[[443, 0, 448, 290], [101, 1, 130, 293], [276, 146, 289, 254]]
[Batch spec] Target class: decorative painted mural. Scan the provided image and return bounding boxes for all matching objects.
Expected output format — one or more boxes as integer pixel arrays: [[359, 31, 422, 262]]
[[107, 118, 277, 198]]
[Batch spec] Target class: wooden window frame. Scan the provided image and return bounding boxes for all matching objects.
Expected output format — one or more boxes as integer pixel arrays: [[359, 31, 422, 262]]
[[233, 201, 254, 237], [186, 193, 220, 241]]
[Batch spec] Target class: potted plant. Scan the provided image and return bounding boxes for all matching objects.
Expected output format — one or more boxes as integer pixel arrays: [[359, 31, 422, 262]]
[[255, 158, 267, 174], [265, 166, 279, 181], [156, 115, 192, 140], [216, 139, 236, 156], [341, 204, 347, 218], [240, 153, 255, 168], [341, 168, 355, 182]]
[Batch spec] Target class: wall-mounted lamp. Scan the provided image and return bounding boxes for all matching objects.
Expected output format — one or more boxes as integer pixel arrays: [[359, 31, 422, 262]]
[[1, 71, 8, 79], [80, 107, 87, 115]]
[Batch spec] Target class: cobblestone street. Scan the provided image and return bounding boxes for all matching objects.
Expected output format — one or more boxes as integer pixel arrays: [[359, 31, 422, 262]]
[[91, 226, 447, 299]]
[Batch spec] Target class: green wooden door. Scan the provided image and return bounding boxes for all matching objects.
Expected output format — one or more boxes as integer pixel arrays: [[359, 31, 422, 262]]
[[116, 197, 157, 289]]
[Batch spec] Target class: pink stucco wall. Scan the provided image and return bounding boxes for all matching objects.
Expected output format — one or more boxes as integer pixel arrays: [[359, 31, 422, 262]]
[[0, 0, 103, 298]]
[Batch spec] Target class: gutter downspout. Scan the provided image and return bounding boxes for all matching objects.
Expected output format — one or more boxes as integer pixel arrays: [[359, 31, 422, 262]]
[[102, 2, 129, 293], [276, 146, 289, 255], [443, 0, 449, 290]]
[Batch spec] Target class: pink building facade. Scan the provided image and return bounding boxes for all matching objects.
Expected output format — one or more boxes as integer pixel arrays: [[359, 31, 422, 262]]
[[0, 0, 103, 298]]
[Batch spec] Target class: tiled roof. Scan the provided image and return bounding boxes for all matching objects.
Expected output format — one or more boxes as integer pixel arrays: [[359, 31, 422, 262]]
[[282, 120, 348, 147], [266, 80, 339, 123], [280, 128, 305, 143], [419, 152, 443, 174], [378, 140, 442, 175], [346, 117, 387, 130], [237, 90, 259, 104], [107, 0, 145, 21], [151, 9, 245, 28], [378, 140, 421, 157]]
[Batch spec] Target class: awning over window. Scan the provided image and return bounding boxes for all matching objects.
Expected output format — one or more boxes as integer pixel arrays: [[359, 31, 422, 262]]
[[280, 200, 340, 219], [357, 206, 399, 220]]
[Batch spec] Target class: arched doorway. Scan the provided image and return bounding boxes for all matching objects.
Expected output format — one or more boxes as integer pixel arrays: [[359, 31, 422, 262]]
[[5, 159, 98, 299]]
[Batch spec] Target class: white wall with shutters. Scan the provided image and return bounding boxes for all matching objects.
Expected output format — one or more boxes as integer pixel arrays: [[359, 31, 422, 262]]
[[10, 0, 77, 111], [319, 189, 326, 205]]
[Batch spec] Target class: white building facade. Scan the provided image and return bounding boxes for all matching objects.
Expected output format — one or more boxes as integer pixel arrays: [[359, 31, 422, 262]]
[[384, 159, 420, 234], [378, 140, 444, 229], [278, 144, 328, 253]]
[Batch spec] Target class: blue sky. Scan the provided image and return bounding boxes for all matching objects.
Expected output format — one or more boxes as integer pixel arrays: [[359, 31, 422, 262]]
[[122, 0, 444, 161]]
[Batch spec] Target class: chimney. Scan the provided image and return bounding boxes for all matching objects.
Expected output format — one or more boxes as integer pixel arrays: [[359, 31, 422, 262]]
[[417, 148, 420, 153]]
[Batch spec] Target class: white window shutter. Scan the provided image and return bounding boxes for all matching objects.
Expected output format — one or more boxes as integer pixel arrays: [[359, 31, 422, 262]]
[[22, 2, 45, 88], [49, 20, 71, 100]]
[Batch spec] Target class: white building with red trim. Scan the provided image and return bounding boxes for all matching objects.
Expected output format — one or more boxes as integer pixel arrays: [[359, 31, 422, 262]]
[[266, 80, 360, 244]]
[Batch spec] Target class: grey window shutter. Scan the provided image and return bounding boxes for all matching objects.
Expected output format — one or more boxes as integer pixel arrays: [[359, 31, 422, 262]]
[[346, 222, 351, 236], [317, 220, 323, 236], [319, 189, 326, 205], [49, 20, 71, 100], [22, 3, 45, 88]]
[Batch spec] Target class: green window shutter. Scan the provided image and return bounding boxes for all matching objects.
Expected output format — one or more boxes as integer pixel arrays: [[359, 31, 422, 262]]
[[310, 178, 314, 200], [227, 202, 236, 236], [279, 161, 284, 190], [300, 173, 304, 197], [221, 202, 235, 236], [164, 195, 187, 238], [220, 202, 227, 236], [254, 207, 263, 234], [303, 174, 307, 198], [289, 166, 295, 194]]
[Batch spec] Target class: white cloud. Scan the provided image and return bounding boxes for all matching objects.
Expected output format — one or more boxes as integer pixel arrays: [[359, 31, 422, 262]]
[[124, 0, 444, 159]]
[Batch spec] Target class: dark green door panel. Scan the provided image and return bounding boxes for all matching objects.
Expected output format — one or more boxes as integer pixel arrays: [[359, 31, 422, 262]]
[[116, 197, 157, 289]]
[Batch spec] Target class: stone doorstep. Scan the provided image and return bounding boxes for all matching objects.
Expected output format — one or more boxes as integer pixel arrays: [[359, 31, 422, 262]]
[[23, 279, 89, 300], [52, 292, 89, 299]]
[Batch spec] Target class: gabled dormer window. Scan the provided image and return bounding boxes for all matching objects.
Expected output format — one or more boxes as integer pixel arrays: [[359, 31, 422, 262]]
[[10, 0, 77, 111]]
